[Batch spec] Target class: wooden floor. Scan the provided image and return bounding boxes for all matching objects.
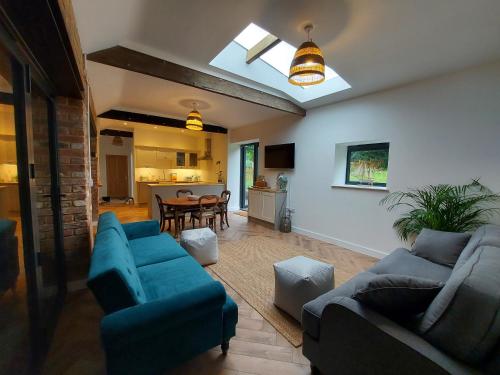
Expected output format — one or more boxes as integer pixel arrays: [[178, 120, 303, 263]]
[[42, 204, 376, 375]]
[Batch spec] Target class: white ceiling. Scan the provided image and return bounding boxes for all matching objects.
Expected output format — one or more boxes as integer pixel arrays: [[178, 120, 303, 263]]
[[87, 61, 291, 129], [74, 0, 500, 127]]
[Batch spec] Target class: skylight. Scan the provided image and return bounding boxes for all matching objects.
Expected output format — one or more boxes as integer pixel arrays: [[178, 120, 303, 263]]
[[234, 23, 338, 84], [210, 23, 351, 102]]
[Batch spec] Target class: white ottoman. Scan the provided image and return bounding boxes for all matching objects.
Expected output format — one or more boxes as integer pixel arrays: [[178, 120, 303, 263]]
[[273, 256, 334, 322], [180, 228, 219, 266]]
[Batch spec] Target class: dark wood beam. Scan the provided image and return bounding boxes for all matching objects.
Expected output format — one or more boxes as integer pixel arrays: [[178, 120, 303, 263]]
[[246, 35, 280, 64], [89, 89, 97, 137], [0, 0, 84, 98], [99, 109, 228, 134], [87, 46, 305, 117], [100, 129, 133, 138]]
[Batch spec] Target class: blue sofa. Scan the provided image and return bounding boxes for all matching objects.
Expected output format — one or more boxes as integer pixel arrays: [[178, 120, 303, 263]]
[[87, 212, 238, 375]]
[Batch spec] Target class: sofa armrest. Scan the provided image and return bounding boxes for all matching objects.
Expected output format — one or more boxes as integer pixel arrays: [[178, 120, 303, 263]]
[[317, 297, 479, 375], [101, 281, 226, 350], [122, 220, 160, 240]]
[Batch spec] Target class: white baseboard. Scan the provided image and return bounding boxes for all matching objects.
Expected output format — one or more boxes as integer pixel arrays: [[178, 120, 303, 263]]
[[292, 225, 388, 259], [228, 204, 241, 212]]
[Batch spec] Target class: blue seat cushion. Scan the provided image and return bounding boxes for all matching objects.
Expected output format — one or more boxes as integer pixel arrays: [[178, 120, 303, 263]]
[[130, 233, 188, 267], [138, 256, 216, 302]]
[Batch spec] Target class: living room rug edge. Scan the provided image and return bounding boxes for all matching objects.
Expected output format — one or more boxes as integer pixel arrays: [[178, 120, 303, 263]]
[[209, 236, 335, 347]]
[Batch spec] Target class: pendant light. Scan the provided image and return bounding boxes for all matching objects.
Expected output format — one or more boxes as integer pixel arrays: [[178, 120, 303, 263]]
[[185, 102, 203, 131], [288, 24, 325, 86]]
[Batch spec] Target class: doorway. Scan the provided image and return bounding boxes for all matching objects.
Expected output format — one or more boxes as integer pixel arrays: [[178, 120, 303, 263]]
[[106, 154, 129, 198], [239, 143, 258, 209]]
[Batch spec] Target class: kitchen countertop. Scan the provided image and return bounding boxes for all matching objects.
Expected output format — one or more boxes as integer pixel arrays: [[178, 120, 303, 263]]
[[248, 186, 286, 193], [149, 182, 224, 187]]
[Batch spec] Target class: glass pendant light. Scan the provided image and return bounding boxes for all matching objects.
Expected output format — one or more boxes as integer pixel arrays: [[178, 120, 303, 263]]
[[185, 102, 203, 131], [288, 24, 325, 86]]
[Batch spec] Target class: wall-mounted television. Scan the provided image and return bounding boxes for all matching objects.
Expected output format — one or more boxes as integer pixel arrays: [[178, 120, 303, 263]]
[[265, 143, 295, 169]]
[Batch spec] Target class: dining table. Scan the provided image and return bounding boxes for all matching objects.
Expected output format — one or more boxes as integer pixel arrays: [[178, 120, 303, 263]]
[[163, 196, 226, 237]]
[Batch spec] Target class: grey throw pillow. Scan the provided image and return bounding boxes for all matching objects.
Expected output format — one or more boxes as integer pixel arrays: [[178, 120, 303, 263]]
[[411, 228, 471, 267], [352, 274, 444, 318]]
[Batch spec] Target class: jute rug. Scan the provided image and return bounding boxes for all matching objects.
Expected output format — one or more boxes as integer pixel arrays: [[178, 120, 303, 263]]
[[209, 236, 341, 347]]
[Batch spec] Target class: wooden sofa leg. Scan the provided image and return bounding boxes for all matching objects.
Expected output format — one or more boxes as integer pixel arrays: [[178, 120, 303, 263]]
[[221, 340, 230, 355]]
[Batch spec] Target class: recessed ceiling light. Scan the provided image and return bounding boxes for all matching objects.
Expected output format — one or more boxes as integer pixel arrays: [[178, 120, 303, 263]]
[[154, 126, 158, 129], [123, 122, 128, 125]]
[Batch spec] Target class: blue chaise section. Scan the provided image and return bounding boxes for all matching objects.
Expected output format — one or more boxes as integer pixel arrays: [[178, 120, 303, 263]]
[[88, 212, 238, 374]]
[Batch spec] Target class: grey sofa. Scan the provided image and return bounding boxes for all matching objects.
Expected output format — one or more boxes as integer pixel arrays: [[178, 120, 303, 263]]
[[302, 225, 500, 375]]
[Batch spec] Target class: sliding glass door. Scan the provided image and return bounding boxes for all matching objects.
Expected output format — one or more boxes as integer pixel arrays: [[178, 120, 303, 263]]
[[0, 33, 65, 372], [240, 143, 259, 209]]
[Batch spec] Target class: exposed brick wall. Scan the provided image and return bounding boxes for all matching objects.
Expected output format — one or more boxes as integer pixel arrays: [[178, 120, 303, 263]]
[[55, 96, 91, 283]]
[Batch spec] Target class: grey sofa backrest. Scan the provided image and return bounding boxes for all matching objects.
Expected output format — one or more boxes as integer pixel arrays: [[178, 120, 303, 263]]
[[453, 224, 500, 270], [418, 243, 500, 366]]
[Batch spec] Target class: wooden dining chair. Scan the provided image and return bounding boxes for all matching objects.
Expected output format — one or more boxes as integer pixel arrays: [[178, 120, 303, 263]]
[[176, 189, 195, 228], [176, 189, 194, 198], [216, 190, 231, 230], [191, 195, 219, 232], [155, 194, 174, 232]]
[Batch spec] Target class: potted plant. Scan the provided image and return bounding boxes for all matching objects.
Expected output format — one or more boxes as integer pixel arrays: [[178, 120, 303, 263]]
[[380, 179, 500, 242]]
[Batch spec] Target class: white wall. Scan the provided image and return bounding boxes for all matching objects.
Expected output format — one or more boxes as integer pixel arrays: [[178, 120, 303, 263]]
[[98, 135, 134, 199], [229, 62, 500, 258]]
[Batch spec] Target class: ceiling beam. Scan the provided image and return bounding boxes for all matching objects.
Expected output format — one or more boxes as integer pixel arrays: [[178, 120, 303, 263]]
[[87, 46, 305, 117], [99, 109, 228, 134], [246, 35, 280, 64]]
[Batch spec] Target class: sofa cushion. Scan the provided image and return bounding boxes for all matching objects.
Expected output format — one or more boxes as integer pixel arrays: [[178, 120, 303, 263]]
[[353, 274, 444, 318], [411, 228, 471, 267], [87, 229, 146, 314], [419, 245, 500, 365], [369, 248, 452, 282], [97, 212, 130, 249], [302, 271, 377, 339], [454, 224, 500, 270], [137, 256, 215, 302], [130, 233, 188, 267]]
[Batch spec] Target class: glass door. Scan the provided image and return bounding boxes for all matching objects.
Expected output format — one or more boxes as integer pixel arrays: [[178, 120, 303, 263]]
[[240, 143, 259, 209], [0, 35, 65, 372], [29, 80, 65, 343], [0, 42, 31, 375]]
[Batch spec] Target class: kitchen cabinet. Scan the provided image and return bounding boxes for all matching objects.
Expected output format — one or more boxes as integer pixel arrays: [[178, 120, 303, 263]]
[[175, 152, 198, 168], [0, 183, 20, 213], [0, 138, 16, 164], [137, 181, 157, 204], [247, 188, 287, 229], [176, 152, 186, 167], [135, 148, 156, 168], [188, 153, 198, 167], [155, 150, 173, 169]]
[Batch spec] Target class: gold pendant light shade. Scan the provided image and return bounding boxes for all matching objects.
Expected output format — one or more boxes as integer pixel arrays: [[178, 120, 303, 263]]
[[186, 107, 203, 131], [288, 24, 325, 86]]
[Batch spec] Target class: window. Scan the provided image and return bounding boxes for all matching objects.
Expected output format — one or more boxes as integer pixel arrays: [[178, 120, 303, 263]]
[[210, 23, 351, 103], [345, 143, 390, 187]]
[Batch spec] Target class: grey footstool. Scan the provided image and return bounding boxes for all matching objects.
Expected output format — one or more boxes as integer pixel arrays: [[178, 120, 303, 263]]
[[273, 256, 334, 322], [180, 228, 218, 265]]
